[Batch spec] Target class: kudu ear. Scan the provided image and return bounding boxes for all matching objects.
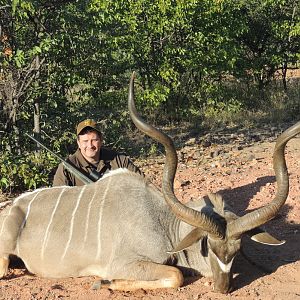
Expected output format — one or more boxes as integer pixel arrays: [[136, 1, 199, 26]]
[[167, 228, 206, 254], [207, 192, 224, 212], [247, 227, 285, 246]]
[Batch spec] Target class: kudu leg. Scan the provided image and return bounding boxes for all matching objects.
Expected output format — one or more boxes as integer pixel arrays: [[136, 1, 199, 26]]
[[0, 256, 9, 278], [93, 261, 184, 291], [0, 205, 25, 279]]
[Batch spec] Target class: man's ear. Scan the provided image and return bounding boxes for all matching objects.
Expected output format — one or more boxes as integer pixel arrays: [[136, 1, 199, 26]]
[[77, 138, 81, 149]]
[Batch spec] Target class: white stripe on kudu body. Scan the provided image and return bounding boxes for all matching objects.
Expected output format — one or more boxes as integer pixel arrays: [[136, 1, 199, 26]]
[[82, 169, 123, 250], [16, 190, 43, 255], [13, 187, 63, 204], [41, 188, 66, 261], [20, 191, 41, 229], [61, 186, 87, 261], [96, 176, 112, 260], [82, 187, 98, 247]]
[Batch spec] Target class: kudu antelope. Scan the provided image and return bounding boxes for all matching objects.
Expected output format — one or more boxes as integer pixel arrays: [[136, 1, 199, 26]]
[[0, 74, 299, 293]]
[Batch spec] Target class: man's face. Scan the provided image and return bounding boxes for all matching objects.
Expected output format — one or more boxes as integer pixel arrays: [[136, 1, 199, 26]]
[[77, 130, 102, 162]]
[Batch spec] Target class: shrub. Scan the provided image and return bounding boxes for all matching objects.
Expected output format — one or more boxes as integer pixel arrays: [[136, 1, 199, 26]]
[[0, 151, 58, 193]]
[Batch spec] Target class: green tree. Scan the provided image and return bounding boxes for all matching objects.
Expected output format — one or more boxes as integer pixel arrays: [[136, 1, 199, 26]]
[[0, 0, 299, 192], [235, 0, 299, 90]]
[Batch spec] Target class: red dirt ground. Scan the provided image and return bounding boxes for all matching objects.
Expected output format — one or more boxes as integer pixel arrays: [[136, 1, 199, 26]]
[[0, 124, 300, 300]]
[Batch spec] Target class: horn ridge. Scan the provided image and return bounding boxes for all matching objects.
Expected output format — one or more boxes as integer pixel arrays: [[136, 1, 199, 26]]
[[228, 121, 300, 238], [128, 72, 225, 239]]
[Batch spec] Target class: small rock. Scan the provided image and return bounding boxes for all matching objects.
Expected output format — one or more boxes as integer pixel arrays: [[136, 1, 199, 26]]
[[202, 140, 211, 147], [174, 180, 182, 189], [225, 169, 232, 175], [222, 152, 230, 159], [251, 134, 261, 142], [210, 149, 220, 158], [185, 138, 196, 146], [181, 180, 191, 187], [247, 154, 256, 161]]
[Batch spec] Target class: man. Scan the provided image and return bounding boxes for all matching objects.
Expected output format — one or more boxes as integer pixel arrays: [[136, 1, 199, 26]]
[[53, 119, 142, 186]]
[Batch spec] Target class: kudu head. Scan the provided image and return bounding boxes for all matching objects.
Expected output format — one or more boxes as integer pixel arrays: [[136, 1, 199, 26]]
[[128, 72, 300, 293]]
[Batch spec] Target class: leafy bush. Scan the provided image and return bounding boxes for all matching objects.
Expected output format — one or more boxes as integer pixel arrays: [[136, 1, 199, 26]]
[[204, 97, 243, 124], [0, 151, 58, 193]]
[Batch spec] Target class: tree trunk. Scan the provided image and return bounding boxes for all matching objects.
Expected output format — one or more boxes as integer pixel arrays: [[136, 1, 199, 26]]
[[33, 100, 41, 151], [282, 62, 288, 92]]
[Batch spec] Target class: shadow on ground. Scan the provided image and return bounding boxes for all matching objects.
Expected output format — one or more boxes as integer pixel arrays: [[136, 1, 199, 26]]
[[216, 175, 300, 291]]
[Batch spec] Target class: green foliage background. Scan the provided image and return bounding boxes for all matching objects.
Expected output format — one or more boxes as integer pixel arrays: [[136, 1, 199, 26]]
[[0, 0, 299, 192]]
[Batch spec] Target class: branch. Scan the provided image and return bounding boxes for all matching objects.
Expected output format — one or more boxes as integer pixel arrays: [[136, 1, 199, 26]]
[[42, 0, 76, 9], [15, 56, 45, 99], [0, 5, 10, 10]]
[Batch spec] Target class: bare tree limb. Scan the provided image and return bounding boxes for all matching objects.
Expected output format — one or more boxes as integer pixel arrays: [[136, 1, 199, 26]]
[[15, 56, 46, 99]]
